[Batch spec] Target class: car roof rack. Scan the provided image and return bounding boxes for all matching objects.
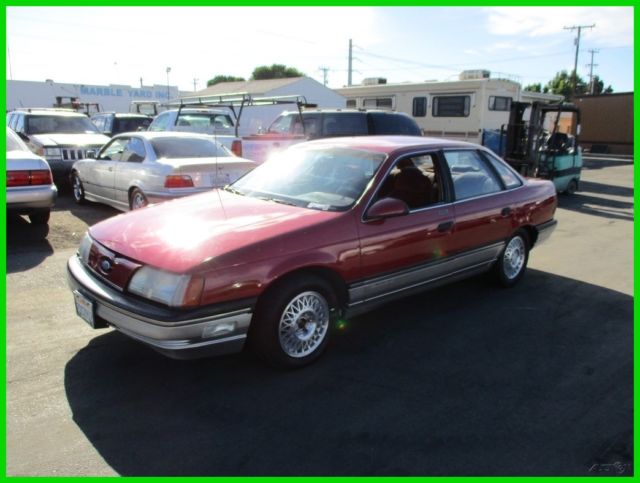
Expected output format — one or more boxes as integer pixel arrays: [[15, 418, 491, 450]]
[[14, 107, 81, 113], [167, 93, 318, 137]]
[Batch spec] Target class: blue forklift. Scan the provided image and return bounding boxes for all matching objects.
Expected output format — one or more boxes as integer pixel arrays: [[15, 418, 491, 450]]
[[485, 102, 583, 194]]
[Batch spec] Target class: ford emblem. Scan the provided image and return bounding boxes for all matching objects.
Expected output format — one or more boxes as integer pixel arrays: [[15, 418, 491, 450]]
[[100, 258, 112, 273]]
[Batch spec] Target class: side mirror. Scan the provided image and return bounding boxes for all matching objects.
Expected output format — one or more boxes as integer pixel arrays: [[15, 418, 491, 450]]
[[17, 132, 29, 142], [365, 197, 409, 221], [86, 150, 97, 159]]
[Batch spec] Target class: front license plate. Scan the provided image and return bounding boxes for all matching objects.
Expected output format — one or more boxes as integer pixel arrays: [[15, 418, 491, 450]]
[[74, 290, 95, 328]]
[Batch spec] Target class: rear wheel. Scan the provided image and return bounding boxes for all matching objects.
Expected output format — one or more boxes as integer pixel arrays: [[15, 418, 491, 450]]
[[565, 178, 578, 195], [129, 188, 148, 210], [250, 274, 337, 368], [29, 209, 50, 225], [494, 230, 529, 287], [71, 171, 86, 204]]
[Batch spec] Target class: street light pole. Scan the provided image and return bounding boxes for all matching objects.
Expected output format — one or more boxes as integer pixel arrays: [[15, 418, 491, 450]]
[[166, 67, 172, 101]]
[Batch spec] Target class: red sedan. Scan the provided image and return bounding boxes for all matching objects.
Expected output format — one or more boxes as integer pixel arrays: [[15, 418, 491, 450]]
[[68, 136, 557, 368]]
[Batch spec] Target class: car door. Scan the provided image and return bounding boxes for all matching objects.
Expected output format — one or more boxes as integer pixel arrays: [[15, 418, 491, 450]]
[[440, 148, 515, 261], [89, 137, 128, 200], [115, 137, 148, 205], [355, 151, 456, 303]]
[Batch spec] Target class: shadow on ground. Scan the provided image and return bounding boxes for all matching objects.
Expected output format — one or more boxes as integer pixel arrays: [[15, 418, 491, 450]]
[[64, 270, 632, 476]]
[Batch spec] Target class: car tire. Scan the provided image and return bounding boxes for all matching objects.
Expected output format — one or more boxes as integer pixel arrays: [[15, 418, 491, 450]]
[[564, 178, 578, 195], [29, 209, 50, 225], [129, 188, 148, 210], [251, 274, 337, 368], [71, 172, 86, 204], [494, 230, 529, 288]]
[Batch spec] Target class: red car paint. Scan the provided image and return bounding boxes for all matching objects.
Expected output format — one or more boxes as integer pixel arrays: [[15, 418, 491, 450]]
[[86, 137, 557, 308]]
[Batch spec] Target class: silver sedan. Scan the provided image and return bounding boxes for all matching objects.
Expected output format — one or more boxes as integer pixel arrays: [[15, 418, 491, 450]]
[[6, 127, 57, 225], [70, 131, 256, 211]]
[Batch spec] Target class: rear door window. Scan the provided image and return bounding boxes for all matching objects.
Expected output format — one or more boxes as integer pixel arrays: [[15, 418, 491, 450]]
[[443, 150, 502, 200]]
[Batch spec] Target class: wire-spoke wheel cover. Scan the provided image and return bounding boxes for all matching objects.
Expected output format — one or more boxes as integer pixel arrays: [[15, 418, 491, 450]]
[[278, 291, 330, 358], [131, 191, 147, 209], [503, 236, 525, 280]]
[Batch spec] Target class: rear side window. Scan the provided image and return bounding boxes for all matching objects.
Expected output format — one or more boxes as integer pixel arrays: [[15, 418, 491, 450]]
[[443, 150, 502, 200], [267, 114, 294, 134], [148, 112, 171, 131], [369, 113, 421, 135], [322, 113, 367, 137]]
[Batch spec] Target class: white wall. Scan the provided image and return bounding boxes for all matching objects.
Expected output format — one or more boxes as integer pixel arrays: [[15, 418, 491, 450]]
[[6, 80, 184, 112]]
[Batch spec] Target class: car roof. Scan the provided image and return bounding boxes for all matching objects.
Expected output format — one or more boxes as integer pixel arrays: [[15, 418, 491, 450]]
[[18, 109, 88, 117], [167, 108, 231, 115], [301, 135, 482, 154], [114, 131, 220, 141], [92, 112, 150, 119], [280, 109, 407, 116]]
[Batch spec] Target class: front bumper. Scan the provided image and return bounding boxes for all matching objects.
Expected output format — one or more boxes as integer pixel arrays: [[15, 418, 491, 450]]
[[67, 255, 254, 359], [7, 184, 58, 212]]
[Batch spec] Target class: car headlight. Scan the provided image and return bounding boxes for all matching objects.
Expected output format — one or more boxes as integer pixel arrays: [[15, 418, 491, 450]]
[[44, 147, 62, 158], [128, 266, 204, 307], [78, 232, 92, 264]]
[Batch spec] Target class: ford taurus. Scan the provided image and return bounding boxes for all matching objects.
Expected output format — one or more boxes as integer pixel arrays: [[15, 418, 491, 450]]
[[67, 136, 557, 368]]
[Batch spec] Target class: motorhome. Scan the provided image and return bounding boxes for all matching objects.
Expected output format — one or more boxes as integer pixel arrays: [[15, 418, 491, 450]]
[[335, 71, 562, 145]]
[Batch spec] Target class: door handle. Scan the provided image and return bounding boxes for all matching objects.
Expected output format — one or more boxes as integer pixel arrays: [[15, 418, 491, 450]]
[[501, 207, 512, 217], [437, 221, 454, 232]]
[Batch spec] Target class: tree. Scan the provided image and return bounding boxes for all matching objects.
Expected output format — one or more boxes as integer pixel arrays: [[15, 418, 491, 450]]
[[251, 64, 304, 80], [592, 75, 614, 95], [523, 82, 549, 94], [545, 70, 587, 98], [206, 75, 245, 87]]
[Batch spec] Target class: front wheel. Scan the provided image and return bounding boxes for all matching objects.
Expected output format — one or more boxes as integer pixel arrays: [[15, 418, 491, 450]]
[[494, 231, 529, 287], [129, 188, 148, 210], [250, 275, 337, 368], [71, 172, 86, 204]]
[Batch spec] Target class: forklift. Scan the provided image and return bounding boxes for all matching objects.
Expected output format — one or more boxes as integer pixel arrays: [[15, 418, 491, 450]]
[[497, 101, 583, 194]]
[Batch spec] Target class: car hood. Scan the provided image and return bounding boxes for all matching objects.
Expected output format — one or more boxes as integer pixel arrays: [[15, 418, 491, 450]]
[[89, 190, 342, 273], [6, 150, 50, 171], [30, 133, 109, 146]]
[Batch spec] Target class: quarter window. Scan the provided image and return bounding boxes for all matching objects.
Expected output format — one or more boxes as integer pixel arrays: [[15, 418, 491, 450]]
[[412, 97, 427, 117], [488, 96, 512, 111], [443, 150, 502, 200], [432, 96, 470, 117], [99, 138, 129, 161], [482, 151, 522, 189], [122, 138, 146, 162]]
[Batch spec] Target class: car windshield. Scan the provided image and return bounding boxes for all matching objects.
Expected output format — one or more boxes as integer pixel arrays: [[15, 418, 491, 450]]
[[26, 115, 99, 135], [6, 130, 27, 152], [151, 137, 232, 159], [229, 146, 386, 211]]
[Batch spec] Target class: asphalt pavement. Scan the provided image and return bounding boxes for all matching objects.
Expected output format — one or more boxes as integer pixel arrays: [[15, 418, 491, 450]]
[[5, 157, 633, 476]]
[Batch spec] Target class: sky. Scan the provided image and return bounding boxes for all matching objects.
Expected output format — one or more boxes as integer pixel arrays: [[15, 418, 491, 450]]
[[6, 6, 634, 93]]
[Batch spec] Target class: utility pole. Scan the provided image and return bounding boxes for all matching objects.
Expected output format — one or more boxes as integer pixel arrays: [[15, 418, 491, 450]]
[[586, 49, 599, 95], [348, 38, 353, 86], [193, 78, 199, 92], [563, 24, 595, 98], [318, 67, 329, 86], [166, 66, 171, 101], [139, 77, 143, 88]]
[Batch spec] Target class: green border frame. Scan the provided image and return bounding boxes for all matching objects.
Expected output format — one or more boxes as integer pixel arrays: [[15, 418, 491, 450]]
[[1, 3, 636, 479]]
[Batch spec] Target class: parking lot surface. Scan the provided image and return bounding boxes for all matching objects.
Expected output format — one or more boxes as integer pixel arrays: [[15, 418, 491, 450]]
[[6, 157, 633, 476]]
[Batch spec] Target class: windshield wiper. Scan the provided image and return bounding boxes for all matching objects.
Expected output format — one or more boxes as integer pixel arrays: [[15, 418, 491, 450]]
[[257, 196, 298, 207], [224, 186, 245, 196]]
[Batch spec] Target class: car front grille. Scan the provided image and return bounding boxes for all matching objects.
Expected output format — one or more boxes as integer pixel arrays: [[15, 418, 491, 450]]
[[62, 148, 86, 161]]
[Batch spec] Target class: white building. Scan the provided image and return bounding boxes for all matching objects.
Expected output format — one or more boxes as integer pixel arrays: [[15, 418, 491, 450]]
[[185, 77, 346, 136], [6, 79, 188, 113]]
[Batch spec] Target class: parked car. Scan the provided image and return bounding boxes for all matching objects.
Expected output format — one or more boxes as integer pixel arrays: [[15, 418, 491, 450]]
[[67, 136, 557, 368], [240, 109, 423, 163], [147, 108, 241, 155], [6, 127, 57, 225], [90, 112, 153, 137], [6, 109, 110, 184], [70, 131, 256, 211]]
